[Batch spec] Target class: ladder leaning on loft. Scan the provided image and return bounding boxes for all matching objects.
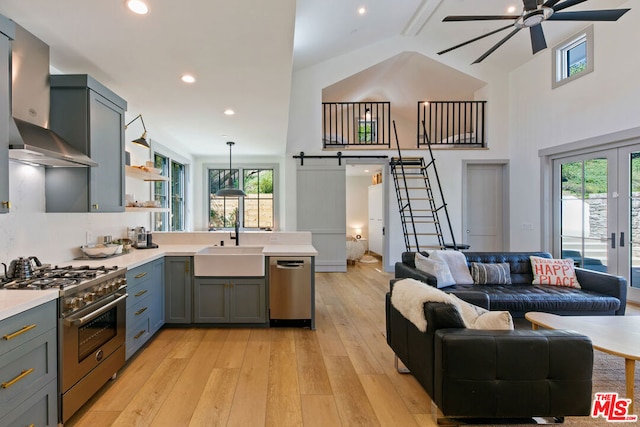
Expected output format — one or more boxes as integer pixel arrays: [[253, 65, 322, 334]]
[[390, 120, 463, 253]]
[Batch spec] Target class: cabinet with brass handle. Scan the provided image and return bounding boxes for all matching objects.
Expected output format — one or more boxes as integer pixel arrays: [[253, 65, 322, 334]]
[[125, 258, 164, 360], [0, 299, 57, 426], [193, 277, 266, 324]]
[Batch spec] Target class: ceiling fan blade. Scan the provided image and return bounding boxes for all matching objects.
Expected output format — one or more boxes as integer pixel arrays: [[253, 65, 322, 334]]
[[437, 24, 514, 55], [552, 0, 588, 12], [530, 25, 547, 54], [549, 9, 631, 21], [473, 28, 522, 64], [542, 0, 564, 8], [523, 0, 538, 11], [443, 15, 518, 22]]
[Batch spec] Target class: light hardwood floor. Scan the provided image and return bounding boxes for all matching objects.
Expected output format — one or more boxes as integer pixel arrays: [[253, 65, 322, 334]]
[[67, 260, 437, 427]]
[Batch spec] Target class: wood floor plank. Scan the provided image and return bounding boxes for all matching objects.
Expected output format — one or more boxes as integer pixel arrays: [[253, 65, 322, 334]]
[[226, 328, 271, 427], [189, 368, 240, 427], [111, 357, 188, 426], [300, 395, 342, 427], [324, 355, 380, 426], [359, 373, 420, 427], [214, 328, 251, 369], [150, 328, 230, 426], [294, 328, 333, 395], [266, 328, 304, 427]]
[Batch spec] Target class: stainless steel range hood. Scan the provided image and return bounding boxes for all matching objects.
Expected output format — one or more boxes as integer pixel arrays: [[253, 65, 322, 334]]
[[7, 23, 97, 167]]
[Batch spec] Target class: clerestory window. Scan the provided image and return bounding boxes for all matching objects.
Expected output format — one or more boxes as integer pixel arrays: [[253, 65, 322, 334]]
[[552, 25, 594, 89]]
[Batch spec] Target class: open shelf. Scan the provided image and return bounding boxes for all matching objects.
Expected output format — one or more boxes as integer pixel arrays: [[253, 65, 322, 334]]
[[125, 165, 169, 181]]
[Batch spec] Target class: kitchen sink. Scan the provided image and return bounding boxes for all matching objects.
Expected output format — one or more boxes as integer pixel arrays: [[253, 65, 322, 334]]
[[193, 246, 265, 277]]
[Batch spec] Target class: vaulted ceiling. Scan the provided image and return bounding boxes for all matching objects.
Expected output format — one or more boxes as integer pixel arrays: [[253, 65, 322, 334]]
[[0, 0, 631, 157]]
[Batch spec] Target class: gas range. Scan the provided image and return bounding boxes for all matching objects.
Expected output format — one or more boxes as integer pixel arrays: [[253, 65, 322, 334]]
[[0, 264, 128, 317]]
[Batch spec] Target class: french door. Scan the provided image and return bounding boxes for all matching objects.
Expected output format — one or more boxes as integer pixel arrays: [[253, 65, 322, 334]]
[[554, 144, 640, 301]]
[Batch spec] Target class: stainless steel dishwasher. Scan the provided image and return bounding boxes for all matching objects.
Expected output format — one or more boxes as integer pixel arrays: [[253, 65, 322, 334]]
[[269, 256, 312, 327]]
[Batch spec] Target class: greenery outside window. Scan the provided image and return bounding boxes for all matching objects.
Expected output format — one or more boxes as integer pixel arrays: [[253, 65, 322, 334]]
[[358, 119, 377, 143], [153, 153, 186, 231], [208, 167, 274, 230], [552, 25, 594, 89]]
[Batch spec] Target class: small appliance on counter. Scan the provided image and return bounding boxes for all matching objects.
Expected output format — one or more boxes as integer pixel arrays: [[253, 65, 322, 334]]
[[133, 226, 158, 249]]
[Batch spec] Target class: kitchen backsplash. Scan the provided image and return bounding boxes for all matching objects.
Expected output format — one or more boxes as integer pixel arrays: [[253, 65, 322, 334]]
[[0, 162, 150, 264]]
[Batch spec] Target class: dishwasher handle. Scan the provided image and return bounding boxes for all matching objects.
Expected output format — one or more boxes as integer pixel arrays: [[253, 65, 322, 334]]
[[275, 260, 305, 269]]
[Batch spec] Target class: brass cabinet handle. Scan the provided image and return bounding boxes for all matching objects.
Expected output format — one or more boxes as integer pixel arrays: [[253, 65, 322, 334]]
[[0, 201, 10, 209], [92, 203, 99, 210], [134, 330, 145, 339], [3, 324, 36, 340], [135, 307, 148, 316], [134, 289, 148, 297], [1, 368, 34, 389], [134, 272, 148, 279]]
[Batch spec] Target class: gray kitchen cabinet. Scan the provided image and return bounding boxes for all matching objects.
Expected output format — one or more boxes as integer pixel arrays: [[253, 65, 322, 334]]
[[0, 300, 57, 427], [46, 74, 127, 212], [193, 277, 266, 324], [0, 16, 13, 214], [125, 258, 165, 360], [165, 256, 193, 324]]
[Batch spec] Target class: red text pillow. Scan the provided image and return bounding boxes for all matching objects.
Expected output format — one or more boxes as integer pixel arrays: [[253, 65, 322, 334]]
[[530, 256, 581, 288]]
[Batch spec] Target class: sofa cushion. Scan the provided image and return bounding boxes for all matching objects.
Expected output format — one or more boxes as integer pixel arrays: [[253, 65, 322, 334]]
[[470, 262, 512, 285], [464, 252, 552, 284], [430, 250, 474, 285], [530, 256, 580, 288], [446, 283, 621, 316], [415, 253, 455, 288]]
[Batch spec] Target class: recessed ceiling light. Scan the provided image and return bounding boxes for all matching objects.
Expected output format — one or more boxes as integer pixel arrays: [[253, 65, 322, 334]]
[[358, 7, 366, 15], [507, 6, 517, 13], [224, 109, 235, 116], [181, 74, 195, 83], [126, 0, 148, 15]]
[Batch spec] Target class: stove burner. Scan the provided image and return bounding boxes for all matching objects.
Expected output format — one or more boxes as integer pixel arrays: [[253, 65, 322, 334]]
[[1, 264, 120, 290]]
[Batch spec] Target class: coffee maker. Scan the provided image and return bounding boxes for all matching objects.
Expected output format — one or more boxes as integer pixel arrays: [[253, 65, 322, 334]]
[[134, 226, 147, 248]]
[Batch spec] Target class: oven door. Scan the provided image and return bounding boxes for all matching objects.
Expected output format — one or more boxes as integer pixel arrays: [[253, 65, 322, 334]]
[[60, 291, 127, 392]]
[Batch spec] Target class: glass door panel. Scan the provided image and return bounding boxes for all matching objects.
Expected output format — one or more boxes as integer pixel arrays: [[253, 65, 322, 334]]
[[619, 147, 640, 290], [559, 157, 610, 272]]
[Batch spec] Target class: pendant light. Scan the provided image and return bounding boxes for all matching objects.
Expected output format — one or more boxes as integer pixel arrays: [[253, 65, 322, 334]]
[[215, 141, 246, 197]]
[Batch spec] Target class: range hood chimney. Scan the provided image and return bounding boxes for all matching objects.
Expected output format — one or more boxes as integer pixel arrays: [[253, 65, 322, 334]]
[[8, 23, 97, 167]]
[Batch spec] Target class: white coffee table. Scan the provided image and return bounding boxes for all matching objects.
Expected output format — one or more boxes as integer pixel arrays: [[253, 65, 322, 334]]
[[525, 312, 640, 413]]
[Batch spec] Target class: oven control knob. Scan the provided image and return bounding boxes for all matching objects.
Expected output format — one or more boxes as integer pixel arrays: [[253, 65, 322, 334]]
[[96, 286, 107, 296], [66, 297, 84, 309], [84, 292, 97, 302]]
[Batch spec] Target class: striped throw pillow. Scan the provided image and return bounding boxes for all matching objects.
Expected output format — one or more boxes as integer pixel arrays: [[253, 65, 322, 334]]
[[470, 262, 512, 285]]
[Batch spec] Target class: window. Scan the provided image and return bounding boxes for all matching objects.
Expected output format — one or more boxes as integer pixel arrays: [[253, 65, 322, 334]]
[[208, 167, 274, 230], [552, 25, 594, 89], [358, 119, 377, 143], [153, 153, 186, 231]]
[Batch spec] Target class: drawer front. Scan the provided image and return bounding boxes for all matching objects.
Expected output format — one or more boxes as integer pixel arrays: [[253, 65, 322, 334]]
[[0, 378, 57, 427], [126, 264, 153, 291], [0, 328, 56, 408], [126, 292, 153, 326], [0, 301, 56, 357], [126, 313, 150, 360]]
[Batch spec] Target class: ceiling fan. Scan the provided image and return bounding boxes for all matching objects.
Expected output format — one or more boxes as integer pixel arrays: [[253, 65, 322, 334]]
[[437, 0, 630, 64]]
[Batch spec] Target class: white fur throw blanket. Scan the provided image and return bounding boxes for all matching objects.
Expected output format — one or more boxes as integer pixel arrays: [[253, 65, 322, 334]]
[[390, 278, 512, 332]]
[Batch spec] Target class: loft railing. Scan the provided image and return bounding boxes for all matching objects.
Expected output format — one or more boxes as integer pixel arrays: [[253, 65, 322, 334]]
[[322, 102, 391, 148], [418, 101, 487, 148]]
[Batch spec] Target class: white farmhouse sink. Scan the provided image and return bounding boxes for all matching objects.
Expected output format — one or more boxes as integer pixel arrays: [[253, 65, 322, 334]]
[[193, 246, 265, 277]]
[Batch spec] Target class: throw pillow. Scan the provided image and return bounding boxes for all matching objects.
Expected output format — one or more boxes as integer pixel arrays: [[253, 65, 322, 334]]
[[530, 256, 581, 288], [430, 250, 474, 285], [469, 262, 512, 285], [468, 310, 514, 330], [448, 294, 514, 330], [414, 252, 455, 288]]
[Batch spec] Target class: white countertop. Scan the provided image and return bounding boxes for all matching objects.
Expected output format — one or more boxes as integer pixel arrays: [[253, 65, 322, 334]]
[[0, 243, 317, 322], [0, 289, 59, 321]]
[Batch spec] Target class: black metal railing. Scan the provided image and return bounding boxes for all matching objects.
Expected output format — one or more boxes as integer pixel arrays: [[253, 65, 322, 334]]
[[322, 102, 391, 148], [417, 101, 486, 147]]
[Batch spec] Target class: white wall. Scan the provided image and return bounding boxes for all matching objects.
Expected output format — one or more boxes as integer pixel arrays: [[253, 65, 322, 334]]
[[346, 175, 370, 238], [507, 0, 640, 251]]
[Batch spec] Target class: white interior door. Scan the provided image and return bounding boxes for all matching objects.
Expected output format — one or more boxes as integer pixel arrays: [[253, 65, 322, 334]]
[[463, 163, 508, 251], [297, 160, 346, 272]]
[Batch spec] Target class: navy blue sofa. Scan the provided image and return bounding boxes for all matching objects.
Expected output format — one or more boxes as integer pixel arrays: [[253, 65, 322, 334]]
[[394, 251, 626, 317]]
